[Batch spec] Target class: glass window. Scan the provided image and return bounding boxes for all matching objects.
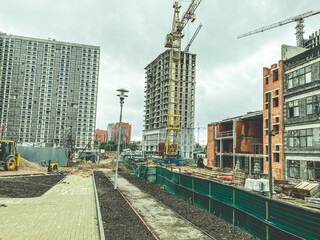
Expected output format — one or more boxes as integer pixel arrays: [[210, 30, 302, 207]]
[[306, 72, 311, 83], [289, 160, 300, 179]]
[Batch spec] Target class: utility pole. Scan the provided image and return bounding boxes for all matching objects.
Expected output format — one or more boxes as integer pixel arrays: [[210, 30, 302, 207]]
[[268, 93, 273, 198], [114, 88, 129, 190]]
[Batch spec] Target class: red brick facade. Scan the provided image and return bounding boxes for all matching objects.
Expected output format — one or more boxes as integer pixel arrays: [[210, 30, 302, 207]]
[[263, 61, 285, 180], [113, 122, 131, 143], [95, 129, 108, 143]]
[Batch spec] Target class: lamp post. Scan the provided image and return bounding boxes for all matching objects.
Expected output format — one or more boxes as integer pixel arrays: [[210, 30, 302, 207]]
[[268, 93, 278, 198], [114, 88, 129, 190]]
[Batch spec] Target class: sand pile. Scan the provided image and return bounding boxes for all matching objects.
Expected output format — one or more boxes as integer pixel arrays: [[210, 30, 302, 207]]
[[19, 158, 46, 172], [106, 151, 117, 158], [97, 159, 115, 170]]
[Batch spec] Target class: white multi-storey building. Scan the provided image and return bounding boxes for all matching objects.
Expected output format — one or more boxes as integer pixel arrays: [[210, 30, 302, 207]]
[[143, 50, 195, 158], [0, 33, 100, 149]]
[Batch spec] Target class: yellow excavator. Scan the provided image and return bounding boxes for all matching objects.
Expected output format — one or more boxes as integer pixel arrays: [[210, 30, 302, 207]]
[[0, 140, 20, 171]]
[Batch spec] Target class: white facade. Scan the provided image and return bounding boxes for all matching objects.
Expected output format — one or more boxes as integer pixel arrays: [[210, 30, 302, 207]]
[[0, 33, 100, 149]]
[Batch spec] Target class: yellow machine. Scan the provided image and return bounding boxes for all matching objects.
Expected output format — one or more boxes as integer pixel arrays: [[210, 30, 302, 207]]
[[47, 161, 59, 173], [0, 140, 20, 171]]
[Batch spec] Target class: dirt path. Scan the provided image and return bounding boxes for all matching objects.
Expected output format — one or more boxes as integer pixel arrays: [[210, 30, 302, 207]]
[[104, 170, 211, 240], [94, 171, 155, 240], [120, 171, 258, 240]]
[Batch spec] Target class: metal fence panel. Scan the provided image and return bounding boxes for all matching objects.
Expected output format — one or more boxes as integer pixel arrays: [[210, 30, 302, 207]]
[[235, 189, 266, 220], [194, 178, 209, 196], [235, 211, 266, 240], [211, 182, 233, 205], [269, 201, 320, 240]]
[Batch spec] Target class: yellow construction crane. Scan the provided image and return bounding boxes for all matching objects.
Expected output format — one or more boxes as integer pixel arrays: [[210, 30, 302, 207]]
[[238, 10, 320, 47], [164, 0, 202, 158]]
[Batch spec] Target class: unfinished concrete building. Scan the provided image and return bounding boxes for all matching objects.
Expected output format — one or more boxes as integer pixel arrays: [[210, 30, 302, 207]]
[[263, 61, 285, 180], [0, 33, 100, 149], [283, 44, 320, 183], [143, 50, 195, 158], [207, 111, 264, 174]]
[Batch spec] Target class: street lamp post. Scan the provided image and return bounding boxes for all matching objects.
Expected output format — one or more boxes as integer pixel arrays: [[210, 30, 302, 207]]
[[114, 88, 129, 190], [268, 93, 278, 198]]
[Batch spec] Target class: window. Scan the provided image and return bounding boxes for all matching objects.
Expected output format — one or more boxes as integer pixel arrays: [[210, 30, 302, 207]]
[[273, 97, 279, 107], [288, 160, 300, 179], [273, 153, 279, 162], [307, 161, 320, 181], [306, 95, 319, 115], [274, 70, 278, 81], [287, 65, 312, 89], [288, 129, 313, 147], [265, 77, 269, 85], [288, 100, 299, 118]]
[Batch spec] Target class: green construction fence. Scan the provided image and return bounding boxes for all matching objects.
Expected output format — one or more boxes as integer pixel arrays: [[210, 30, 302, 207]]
[[125, 161, 320, 240]]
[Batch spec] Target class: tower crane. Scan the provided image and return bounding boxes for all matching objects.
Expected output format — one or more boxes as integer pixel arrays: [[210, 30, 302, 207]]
[[237, 10, 320, 47], [164, 0, 202, 159], [184, 23, 202, 52]]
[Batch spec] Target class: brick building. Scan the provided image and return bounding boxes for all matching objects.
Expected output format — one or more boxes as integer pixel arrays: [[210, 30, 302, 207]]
[[263, 61, 285, 180], [207, 111, 264, 174], [112, 122, 131, 143], [95, 129, 107, 143]]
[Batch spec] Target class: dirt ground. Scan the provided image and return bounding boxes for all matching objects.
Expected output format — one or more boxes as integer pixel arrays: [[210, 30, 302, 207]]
[[0, 174, 65, 198], [94, 171, 155, 240], [120, 172, 257, 240]]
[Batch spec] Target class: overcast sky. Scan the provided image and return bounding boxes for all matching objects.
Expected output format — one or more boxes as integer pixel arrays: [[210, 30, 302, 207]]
[[1, 0, 320, 144]]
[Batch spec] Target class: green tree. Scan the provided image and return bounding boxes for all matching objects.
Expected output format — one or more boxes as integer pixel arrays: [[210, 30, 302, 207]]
[[194, 143, 203, 152]]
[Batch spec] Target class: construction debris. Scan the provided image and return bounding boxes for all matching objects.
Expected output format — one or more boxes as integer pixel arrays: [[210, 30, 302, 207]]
[[291, 182, 320, 198]]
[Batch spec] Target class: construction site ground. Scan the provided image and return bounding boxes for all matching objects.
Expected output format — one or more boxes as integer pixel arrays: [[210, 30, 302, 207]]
[[0, 155, 318, 239]]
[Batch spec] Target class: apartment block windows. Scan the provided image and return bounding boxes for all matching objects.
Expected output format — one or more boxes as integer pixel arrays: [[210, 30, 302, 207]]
[[288, 100, 299, 118], [306, 95, 320, 115], [288, 129, 313, 148], [307, 161, 320, 181], [287, 65, 312, 89], [288, 160, 300, 179]]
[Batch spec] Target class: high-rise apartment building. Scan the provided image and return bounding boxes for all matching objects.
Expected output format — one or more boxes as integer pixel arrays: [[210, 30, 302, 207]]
[[143, 50, 195, 158], [0, 33, 100, 149], [113, 122, 131, 143], [107, 122, 115, 142], [95, 129, 108, 143]]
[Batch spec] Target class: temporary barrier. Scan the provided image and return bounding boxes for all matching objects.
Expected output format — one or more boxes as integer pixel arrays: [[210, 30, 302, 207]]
[[127, 162, 320, 240]]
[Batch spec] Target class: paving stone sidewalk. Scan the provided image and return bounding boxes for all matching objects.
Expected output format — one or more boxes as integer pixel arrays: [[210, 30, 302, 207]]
[[0, 175, 99, 240]]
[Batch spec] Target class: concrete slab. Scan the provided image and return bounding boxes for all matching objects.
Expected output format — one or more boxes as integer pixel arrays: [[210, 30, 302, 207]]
[[105, 170, 210, 240], [0, 175, 99, 240]]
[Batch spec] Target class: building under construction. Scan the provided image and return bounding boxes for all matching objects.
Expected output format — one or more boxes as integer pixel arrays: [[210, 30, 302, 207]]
[[207, 111, 264, 173], [142, 50, 196, 158]]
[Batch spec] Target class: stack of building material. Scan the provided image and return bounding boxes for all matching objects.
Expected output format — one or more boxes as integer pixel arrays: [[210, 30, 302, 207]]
[[275, 183, 295, 195], [245, 178, 274, 193], [291, 182, 320, 198], [305, 197, 320, 209]]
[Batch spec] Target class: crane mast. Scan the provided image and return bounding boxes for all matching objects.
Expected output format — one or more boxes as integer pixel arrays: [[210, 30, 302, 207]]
[[237, 10, 320, 47], [164, 0, 202, 157]]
